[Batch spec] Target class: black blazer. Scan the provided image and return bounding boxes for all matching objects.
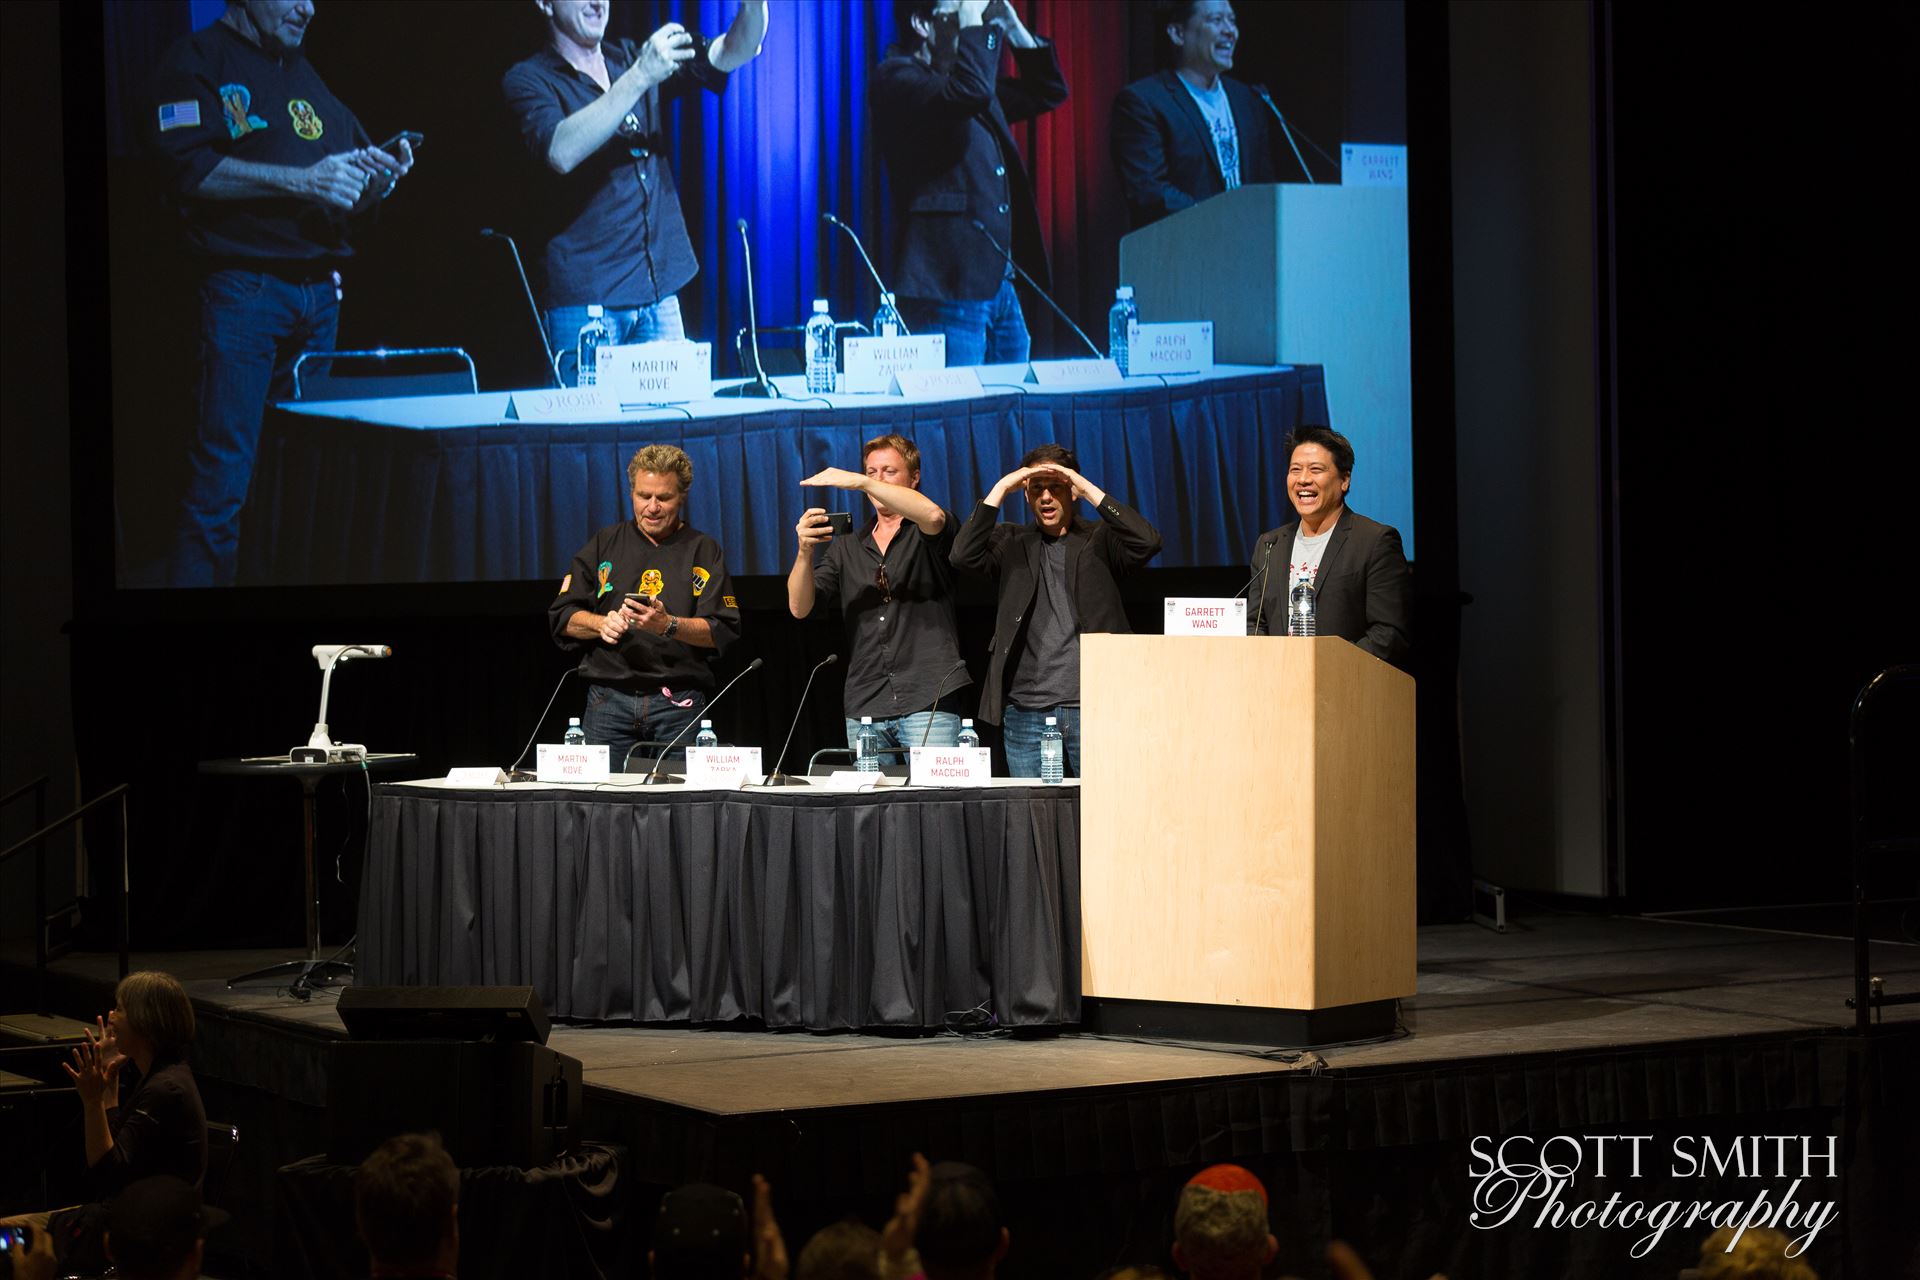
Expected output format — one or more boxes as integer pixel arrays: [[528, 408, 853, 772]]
[[1250, 509, 1412, 671], [951, 498, 1163, 724], [1110, 70, 1278, 229], [873, 26, 1068, 301]]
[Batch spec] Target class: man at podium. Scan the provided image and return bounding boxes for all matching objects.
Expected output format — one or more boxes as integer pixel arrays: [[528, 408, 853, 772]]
[[1250, 427, 1411, 669], [1110, 1, 1282, 229]]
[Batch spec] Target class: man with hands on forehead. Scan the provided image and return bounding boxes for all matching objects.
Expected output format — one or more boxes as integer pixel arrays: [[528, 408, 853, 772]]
[[789, 435, 971, 751], [505, 0, 768, 369], [550, 445, 741, 772], [950, 445, 1162, 778]]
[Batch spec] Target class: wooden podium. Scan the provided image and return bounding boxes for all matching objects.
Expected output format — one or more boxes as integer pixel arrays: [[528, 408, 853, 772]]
[[1078, 634, 1415, 1043]]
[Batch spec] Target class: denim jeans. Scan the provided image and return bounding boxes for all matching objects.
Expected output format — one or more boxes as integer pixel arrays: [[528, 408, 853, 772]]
[[546, 296, 686, 386], [897, 278, 1030, 368], [171, 268, 340, 587], [843, 710, 964, 755], [581, 683, 708, 773], [1002, 704, 1080, 779]]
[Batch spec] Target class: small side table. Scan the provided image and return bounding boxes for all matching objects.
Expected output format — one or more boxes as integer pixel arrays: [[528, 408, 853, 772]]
[[199, 753, 417, 990]]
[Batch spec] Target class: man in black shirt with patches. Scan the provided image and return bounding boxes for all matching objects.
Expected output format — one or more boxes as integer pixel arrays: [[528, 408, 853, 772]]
[[951, 444, 1162, 777], [550, 444, 742, 770], [788, 434, 970, 751], [148, 0, 414, 586], [504, 0, 768, 376]]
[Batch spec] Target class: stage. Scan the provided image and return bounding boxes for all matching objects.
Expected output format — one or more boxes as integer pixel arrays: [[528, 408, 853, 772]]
[[5, 912, 1916, 1278]]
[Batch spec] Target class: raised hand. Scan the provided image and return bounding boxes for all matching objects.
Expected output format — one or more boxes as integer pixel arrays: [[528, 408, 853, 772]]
[[63, 1017, 125, 1106], [987, 465, 1036, 504], [880, 1152, 932, 1262], [636, 21, 697, 83], [801, 467, 866, 491], [751, 1174, 789, 1280]]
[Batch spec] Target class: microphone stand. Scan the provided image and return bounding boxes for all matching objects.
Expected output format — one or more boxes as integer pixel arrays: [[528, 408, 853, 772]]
[[641, 658, 765, 784], [918, 659, 972, 748], [823, 212, 911, 336], [479, 228, 563, 387], [718, 219, 780, 398], [1252, 87, 1338, 185], [1250, 538, 1279, 635], [762, 653, 840, 786], [969, 220, 1103, 358]]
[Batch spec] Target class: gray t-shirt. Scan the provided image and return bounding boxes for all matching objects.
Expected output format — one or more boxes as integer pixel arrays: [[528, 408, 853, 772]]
[[1180, 76, 1240, 190], [1289, 522, 1336, 590], [1009, 535, 1079, 708]]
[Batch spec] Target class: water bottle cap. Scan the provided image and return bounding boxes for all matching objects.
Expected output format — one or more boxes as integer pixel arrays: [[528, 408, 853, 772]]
[[861, 715, 873, 723], [586, 304, 604, 317], [1116, 285, 1133, 299], [700, 719, 712, 727], [813, 299, 831, 313], [880, 291, 896, 305], [1045, 716, 1057, 725], [962, 719, 973, 727], [568, 717, 580, 725]]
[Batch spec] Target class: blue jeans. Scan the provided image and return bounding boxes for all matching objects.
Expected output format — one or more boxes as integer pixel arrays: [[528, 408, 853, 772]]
[[897, 278, 1030, 368], [1002, 704, 1080, 779], [546, 296, 685, 386], [171, 268, 340, 586], [581, 683, 708, 773], [843, 710, 963, 754]]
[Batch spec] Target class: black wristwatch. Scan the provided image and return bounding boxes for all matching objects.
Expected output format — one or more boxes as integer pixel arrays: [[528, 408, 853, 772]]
[[663, 615, 680, 639]]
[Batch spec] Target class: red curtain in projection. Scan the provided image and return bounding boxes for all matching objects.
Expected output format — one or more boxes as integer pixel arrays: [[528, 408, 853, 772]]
[[1006, 0, 1136, 355]]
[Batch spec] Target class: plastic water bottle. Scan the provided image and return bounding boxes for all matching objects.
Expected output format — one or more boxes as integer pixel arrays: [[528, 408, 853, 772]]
[[855, 716, 881, 772], [873, 291, 903, 338], [1039, 716, 1064, 784], [1288, 577, 1318, 637], [1107, 286, 1137, 375], [576, 304, 610, 387], [805, 298, 837, 393], [563, 717, 585, 746], [957, 719, 981, 749], [694, 719, 717, 748]]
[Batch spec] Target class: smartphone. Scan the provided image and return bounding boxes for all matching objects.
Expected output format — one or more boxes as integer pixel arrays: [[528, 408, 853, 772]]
[[2, 1224, 34, 1250], [823, 511, 854, 536], [378, 130, 425, 158]]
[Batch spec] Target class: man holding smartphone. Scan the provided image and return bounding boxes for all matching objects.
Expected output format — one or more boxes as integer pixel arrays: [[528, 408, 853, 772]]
[[148, 0, 415, 586], [788, 434, 970, 750]]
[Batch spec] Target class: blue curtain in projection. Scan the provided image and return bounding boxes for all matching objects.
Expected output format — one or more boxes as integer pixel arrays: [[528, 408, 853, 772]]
[[665, 0, 896, 375]]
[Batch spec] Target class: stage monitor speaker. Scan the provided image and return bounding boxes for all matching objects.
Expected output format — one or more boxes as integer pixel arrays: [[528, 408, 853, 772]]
[[327, 1039, 583, 1169], [337, 985, 550, 1045]]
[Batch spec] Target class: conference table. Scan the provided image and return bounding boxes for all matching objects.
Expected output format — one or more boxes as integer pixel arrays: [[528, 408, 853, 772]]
[[357, 776, 1082, 1030], [240, 363, 1328, 583]]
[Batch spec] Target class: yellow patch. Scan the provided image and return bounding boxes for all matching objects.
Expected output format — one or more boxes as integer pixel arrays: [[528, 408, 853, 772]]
[[690, 565, 711, 597], [722, 595, 738, 609], [559, 573, 572, 594], [639, 569, 665, 597], [288, 99, 324, 140]]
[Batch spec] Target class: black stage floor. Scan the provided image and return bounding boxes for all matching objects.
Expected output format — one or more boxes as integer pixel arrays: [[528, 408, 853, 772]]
[[6, 912, 1917, 1279]]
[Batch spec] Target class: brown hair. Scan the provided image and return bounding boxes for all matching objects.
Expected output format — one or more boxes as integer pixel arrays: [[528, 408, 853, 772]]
[[796, 1218, 882, 1280], [115, 971, 195, 1058], [627, 443, 694, 492], [354, 1132, 459, 1267], [861, 433, 921, 476], [1695, 1226, 1820, 1280], [1019, 442, 1078, 471], [1173, 1184, 1269, 1275]]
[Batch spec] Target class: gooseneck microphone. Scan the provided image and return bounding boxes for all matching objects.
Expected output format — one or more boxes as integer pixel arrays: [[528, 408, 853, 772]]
[[918, 658, 972, 748], [718, 219, 779, 398], [505, 668, 579, 781], [969, 220, 1102, 358], [480, 228, 563, 387], [762, 653, 840, 786], [823, 212, 912, 336], [1251, 87, 1336, 185], [639, 657, 765, 784], [1249, 537, 1280, 635]]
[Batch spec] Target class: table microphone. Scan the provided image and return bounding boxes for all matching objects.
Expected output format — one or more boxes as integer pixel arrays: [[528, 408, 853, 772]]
[[1248, 536, 1280, 635], [642, 657, 765, 784], [717, 219, 779, 398], [918, 659, 972, 747], [1251, 86, 1330, 185], [479, 228, 563, 387], [761, 653, 839, 786], [969, 220, 1102, 358], [823, 212, 912, 336]]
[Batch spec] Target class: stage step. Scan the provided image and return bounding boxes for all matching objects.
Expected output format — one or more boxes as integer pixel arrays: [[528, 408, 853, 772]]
[[0, 1011, 92, 1046]]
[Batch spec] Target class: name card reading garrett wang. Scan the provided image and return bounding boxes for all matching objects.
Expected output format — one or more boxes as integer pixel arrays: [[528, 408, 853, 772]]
[[1128, 322, 1214, 376], [1028, 358, 1124, 388], [1163, 597, 1248, 636], [892, 366, 984, 398], [683, 745, 762, 788], [535, 743, 610, 783], [843, 334, 946, 394], [598, 341, 712, 404], [910, 746, 992, 787], [1341, 142, 1407, 187]]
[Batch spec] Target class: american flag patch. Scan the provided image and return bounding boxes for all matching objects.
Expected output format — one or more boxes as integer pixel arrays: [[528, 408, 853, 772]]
[[158, 100, 201, 131]]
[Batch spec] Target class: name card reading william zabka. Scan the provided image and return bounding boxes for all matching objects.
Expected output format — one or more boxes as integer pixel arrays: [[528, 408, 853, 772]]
[[1163, 597, 1248, 636], [597, 341, 712, 403], [683, 745, 762, 788], [843, 333, 946, 394], [910, 746, 992, 787], [1128, 321, 1215, 376]]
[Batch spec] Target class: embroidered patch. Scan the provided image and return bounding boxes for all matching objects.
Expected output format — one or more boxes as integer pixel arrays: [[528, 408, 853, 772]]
[[595, 561, 613, 598], [559, 573, 572, 594], [639, 569, 665, 597], [158, 100, 201, 132], [218, 84, 268, 139], [722, 595, 738, 609], [287, 98, 323, 140], [690, 566, 711, 597]]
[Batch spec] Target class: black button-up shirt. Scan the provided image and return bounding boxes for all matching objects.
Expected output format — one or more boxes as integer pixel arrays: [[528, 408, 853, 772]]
[[812, 513, 970, 719], [503, 37, 728, 310]]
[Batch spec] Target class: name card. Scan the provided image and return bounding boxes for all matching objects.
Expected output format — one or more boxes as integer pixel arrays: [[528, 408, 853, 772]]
[[892, 366, 984, 398], [1163, 597, 1248, 636], [684, 745, 763, 789], [508, 386, 618, 422], [535, 743, 610, 783], [1028, 358, 1124, 388], [1128, 322, 1214, 376], [910, 746, 992, 787], [843, 334, 946, 394], [599, 341, 712, 403], [444, 766, 509, 787], [1341, 142, 1407, 187], [815, 770, 898, 791]]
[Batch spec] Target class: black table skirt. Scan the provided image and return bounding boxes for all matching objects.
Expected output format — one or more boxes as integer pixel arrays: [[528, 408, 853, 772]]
[[357, 784, 1082, 1029]]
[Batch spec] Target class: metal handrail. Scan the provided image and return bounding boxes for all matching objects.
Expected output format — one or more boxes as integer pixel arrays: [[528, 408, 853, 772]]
[[0, 774, 49, 1013], [0, 783, 131, 1008], [291, 346, 478, 400], [0, 774, 49, 812], [1849, 664, 1920, 1033]]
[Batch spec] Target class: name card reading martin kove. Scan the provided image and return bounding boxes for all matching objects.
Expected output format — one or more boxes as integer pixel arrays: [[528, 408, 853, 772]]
[[1164, 597, 1248, 635], [683, 745, 762, 788], [1128, 322, 1214, 376], [843, 333, 945, 394], [910, 746, 992, 787], [598, 340, 712, 403], [536, 743, 610, 783]]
